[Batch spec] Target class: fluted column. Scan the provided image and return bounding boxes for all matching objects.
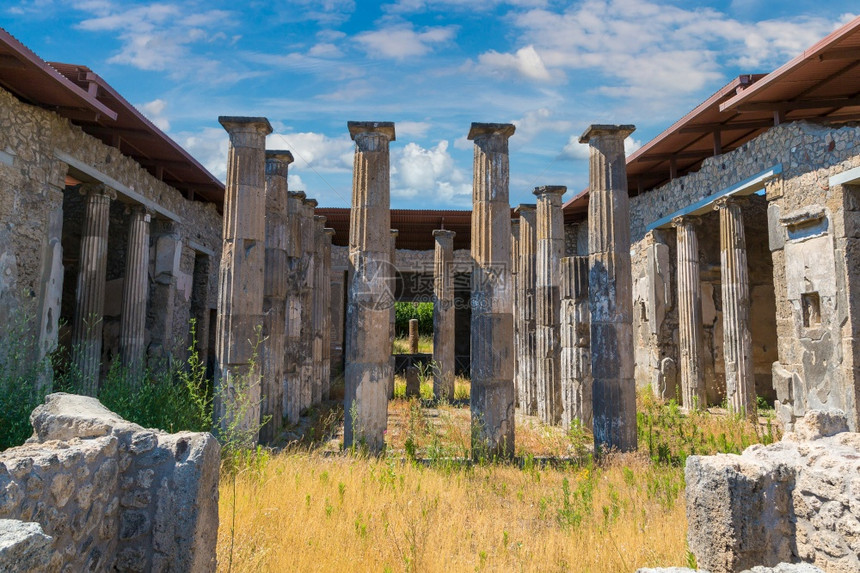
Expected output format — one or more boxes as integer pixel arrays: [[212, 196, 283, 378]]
[[560, 256, 591, 428], [469, 122, 516, 459], [260, 150, 293, 442], [72, 182, 115, 394], [388, 229, 398, 399], [515, 204, 537, 415], [322, 227, 335, 400], [534, 185, 565, 425], [511, 219, 520, 408], [715, 197, 756, 419], [284, 191, 306, 423], [215, 116, 272, 441], [580, 123, 637, 453], [673, 215, 706, 411], [119, 205, 151, 376], [312, 213, 326, 406], [299, 198, 317, 413], [432, 229, 456, 401], [344, 121, 395, 452]]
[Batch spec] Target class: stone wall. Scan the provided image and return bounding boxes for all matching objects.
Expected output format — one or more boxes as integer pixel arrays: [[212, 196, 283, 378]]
[[0, 393, 219, 572], [685, 410, 859, 573], [629, 121, 860, 427], [0, 85, 222, 370]]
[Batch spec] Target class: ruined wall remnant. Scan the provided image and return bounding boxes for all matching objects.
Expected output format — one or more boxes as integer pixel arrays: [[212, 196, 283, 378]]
[[0, 393, 219, 572], [686, 410, 860, 573]]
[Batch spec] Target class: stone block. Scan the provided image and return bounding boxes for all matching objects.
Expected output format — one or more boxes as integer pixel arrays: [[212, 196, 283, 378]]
[[405, 366, 420, 398], [0, 519, 53, 573]]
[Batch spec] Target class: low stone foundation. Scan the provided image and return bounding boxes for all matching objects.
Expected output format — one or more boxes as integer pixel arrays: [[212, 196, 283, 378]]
[[685, 410, 860, 573], [0, 393, 219, 572]]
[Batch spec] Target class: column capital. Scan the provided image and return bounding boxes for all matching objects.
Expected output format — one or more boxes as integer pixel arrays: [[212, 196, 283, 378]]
[[125, 203, 153, 220], [218, 116, 273, 136], [304, 197, 318, 208], [265, 149, 294, 164], [288, 190, 306, 201], [79, 181, 117, 200], [314, 214, 327, 226], [671, 214, 700, 228], [533, 185, 567, 199], [713, 195, 748, 210], [514, 203, 536, 214], [348, 121, 396, 142], [467, 122, 515, 140], [324, 227, 336, 238], [432, 229, 456, 241], [578, 124, 635, 144]]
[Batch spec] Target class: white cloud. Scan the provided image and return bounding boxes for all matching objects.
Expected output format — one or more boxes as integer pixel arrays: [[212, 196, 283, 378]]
[[268, 131, 354, 174], [477, 45, 553, 81], [561, 135, 641, 161], [355, 24, 457, 60], [179, 127, 229, 180], [138, 98, 170, 131], [512, 107, 572, 143], [397, 121, 432, 138], [392, 141, 471, 205], [288, 173, 305, 191]]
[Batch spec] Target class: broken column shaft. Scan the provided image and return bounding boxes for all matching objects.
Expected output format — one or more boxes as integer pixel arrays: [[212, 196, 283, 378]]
[[715, 197, 757, 419], [119, 205, 151, 376], [322, 228, 335, 400], [344, 121, 395, 452], [72, 182, 115, 394], [560, 256, 591, 428], [468, 122, 516, 459], [515, 204, 537, 415], [260, 150, 293, 442], [215, 116, 272, 441], [312, 214, 326, 406], [432, 229, 456, 401], [580, 124, 637, 453], [534, 185, 566, 425], [673, 215, 706, 411]]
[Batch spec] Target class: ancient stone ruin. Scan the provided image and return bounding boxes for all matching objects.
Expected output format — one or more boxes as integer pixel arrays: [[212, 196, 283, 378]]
[[0, 393, 219, 572]]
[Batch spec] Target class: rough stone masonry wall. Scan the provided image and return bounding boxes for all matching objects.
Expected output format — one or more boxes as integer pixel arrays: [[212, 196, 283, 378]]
[[0, 393, 219, 572], [0, 85, 222, 366], [685, 410, 860, 573], [628, 121, 860, 428]]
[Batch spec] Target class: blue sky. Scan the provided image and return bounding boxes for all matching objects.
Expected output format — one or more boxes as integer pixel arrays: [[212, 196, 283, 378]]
[[3, 1, 857, 209]]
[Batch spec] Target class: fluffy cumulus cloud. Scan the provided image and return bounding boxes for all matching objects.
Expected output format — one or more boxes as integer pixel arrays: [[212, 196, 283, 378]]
[[268, 131, 354, 173], [355, 24, 457, 59], [178, 127, 230, 180], [477, 45, 553, 81], [138, 99, 170, 131], [561, 134, 642, 161], [392, 141, 471, 206]]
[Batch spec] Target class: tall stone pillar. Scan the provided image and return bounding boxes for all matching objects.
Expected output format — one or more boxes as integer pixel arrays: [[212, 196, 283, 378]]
[[560, 256, 591, 428], [673, 215, 706, 411], [299, 198, 317, 412], [312, 214, 326, 406], [215, 116, 271, 440], [468, 122, 516, 459], [322, 228, 335, 400], [580, 123, 637, 453], [72, 182, 115, 394], [284, 191, 306, 423], [260, 150, 293, 442], [432, 229, 456, 401], [344, 121, 395, 452], [715, 197, 756, 419], [388, 229, 398, 399], [511, 219, 520, 408], [147, 219, 180, 361], [119, 205, 151, 375], [534, 185, 566, 425], [515, 204, 537, 415]]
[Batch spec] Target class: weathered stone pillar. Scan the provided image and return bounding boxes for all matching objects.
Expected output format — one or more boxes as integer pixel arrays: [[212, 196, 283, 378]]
[[299, 198, 317, 412], [260, 150, 293, 442], [406, 365, 420, 398], [119, 205, 151, 375], [215, 116, 271, 441], [284, 191, 305, 423], [432, 229, 456, 401], [560, 256, 591, 428], [322, 227, 335, 400], [534, 185, 565, 425], [344, 121, 395, 452], [312, 213, 326, 406], [580, 124, 637, 453], [515, 203, 537, 415], [147, 219, 180, 362], [673, 215, 706, 411], [72, 182, 115, 394], [510, 219, 520, 408], [468, 122, 516, 458], [715, 197, 756, 419], [388, 229, 398, 399], [408, 319, 419, 354]]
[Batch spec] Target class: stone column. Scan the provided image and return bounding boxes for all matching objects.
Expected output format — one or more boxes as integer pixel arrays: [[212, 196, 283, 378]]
[[432, 229, 456, 401], [215, 116, 271, 441], [715, 197, 756, 419], [408, 319, 419, 354], [284, 191, 305, 423], [344, 121, 395, 452], [673, 215, 706, 411], [515, 204, 537, 415], [468, 122, 516, 459], [260, 150, 293, 443], [560, 256, 591, 428], [147, 219, 180, 361], [72, 182, 115, 394], [388, 229, 398, 399], [299, 198, 317, 413], [534, 185, 566, 425], [511, 219, 520, 408], [322, 228, 335, 400], [312, 213, 326, 406], [580, 123, 637, 453], [119, 205, 151, 375]]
